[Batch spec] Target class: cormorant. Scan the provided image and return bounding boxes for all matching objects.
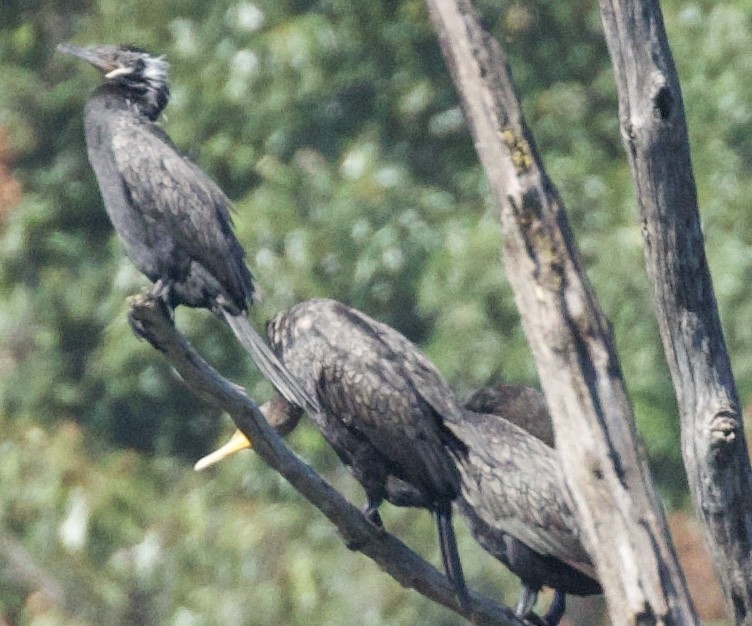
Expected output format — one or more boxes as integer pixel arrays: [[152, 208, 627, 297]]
[[199, 378, 601, 625], [56, 43, 318, 415], [323, 382, 601, 624], [196, 298, 470, 609], [459, 384, 602, 625], [349, 382, 601, 624], [463, 384, 554, 448]]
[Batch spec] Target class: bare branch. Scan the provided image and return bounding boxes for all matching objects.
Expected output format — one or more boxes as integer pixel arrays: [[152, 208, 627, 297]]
[[597, 1, 752, 621], [0, 525, 112, 621], [424, 0, 698, 623], [0, 528, 67, 609], [126, 293, 524, 626]]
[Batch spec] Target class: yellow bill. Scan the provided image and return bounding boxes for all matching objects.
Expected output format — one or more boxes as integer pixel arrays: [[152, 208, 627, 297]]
[[194, 429, 252, 471]]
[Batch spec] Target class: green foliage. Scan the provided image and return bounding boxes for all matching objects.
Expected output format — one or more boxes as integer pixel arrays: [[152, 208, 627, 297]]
[[1, 0, 490, 455], [0, 415, 523, 625], [0, 0, 748, 622]]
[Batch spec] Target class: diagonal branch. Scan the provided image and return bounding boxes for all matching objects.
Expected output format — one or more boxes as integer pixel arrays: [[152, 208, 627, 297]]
[[424, 0, 697, 623], [0, 525, 110, 622], [597, 1, 752, 621], [0, 528, 67, 609], [126, 293, 524, 626]]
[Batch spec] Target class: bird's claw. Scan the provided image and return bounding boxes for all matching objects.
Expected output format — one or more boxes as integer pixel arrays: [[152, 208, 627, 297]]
[[343, 534, 367, 551], [151, 281, 176, 323], [362, 504, 384, 528], [521, 613, 547, 626]]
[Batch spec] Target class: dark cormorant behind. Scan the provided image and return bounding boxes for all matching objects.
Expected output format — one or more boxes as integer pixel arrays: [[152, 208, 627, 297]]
[[463, 384, 554, 448], [194, 303, 600, 623], [57, 43, 318, 416], [459, 384, 602, 625], [197, 298, 470, 609], [352, 383, 601, 624]]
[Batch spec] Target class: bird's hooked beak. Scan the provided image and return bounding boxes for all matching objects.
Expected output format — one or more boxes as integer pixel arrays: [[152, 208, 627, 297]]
[[194, 429, 252, 471], [56, 43, 133, 79]]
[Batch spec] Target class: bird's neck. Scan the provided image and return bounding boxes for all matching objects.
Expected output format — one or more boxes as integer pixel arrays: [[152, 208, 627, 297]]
[[94, 81, 168, 122]]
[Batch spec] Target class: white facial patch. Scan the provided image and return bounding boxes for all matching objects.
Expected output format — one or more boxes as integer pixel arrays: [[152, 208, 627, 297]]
[[142, 55, 169, 88]]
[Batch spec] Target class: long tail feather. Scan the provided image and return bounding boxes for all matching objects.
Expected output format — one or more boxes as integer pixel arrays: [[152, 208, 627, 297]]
[[223, 311, 320, 415], [435, 504, 470, 612]]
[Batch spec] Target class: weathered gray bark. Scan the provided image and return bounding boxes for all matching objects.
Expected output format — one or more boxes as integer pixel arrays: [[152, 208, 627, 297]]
[[424, 0, 698, 623], [127, 293, 524, 626], [597, 1, 752, 622]]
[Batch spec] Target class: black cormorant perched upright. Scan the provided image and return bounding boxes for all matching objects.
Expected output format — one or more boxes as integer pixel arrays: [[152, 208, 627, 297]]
[[196, 298, 471, 609], [57, 43, 318, 415], [459, 384, 602, 625]]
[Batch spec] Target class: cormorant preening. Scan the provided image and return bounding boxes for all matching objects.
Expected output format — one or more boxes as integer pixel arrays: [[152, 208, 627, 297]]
[[459, 384, 601, 625], [196, 298, 470, 609], [57, 43, 318, 416]]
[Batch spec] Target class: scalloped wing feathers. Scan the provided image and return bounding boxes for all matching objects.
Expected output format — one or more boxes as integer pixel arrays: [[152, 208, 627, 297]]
[[110, 115, 254, 311]]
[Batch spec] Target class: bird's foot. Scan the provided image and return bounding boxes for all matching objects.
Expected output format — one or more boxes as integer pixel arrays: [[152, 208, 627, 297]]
[[362, 501, 384, 529], [521, 613, 547, 626], [128, 303, 158, 345], [126, 294, 169, 351], [340, 503, 384, 551], [151, 280, 176, 323], [343, 534, 367, 551]]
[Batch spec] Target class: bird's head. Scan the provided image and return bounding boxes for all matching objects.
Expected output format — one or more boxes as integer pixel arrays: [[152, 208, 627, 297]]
[[57, 43, 170, 121]]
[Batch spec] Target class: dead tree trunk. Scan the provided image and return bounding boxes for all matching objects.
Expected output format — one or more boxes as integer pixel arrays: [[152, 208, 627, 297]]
[[424, 0, 697, 623], [597, 1, 752, 622]]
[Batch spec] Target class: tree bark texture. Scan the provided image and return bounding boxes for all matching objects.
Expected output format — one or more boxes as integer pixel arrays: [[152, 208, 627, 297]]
[[597, 1, 752, 622], [424, 0, 698, 623], [127, 293, 525, 626]]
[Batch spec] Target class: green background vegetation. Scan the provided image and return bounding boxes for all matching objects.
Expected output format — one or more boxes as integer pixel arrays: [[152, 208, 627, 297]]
[[0, 0, 745, 623]]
